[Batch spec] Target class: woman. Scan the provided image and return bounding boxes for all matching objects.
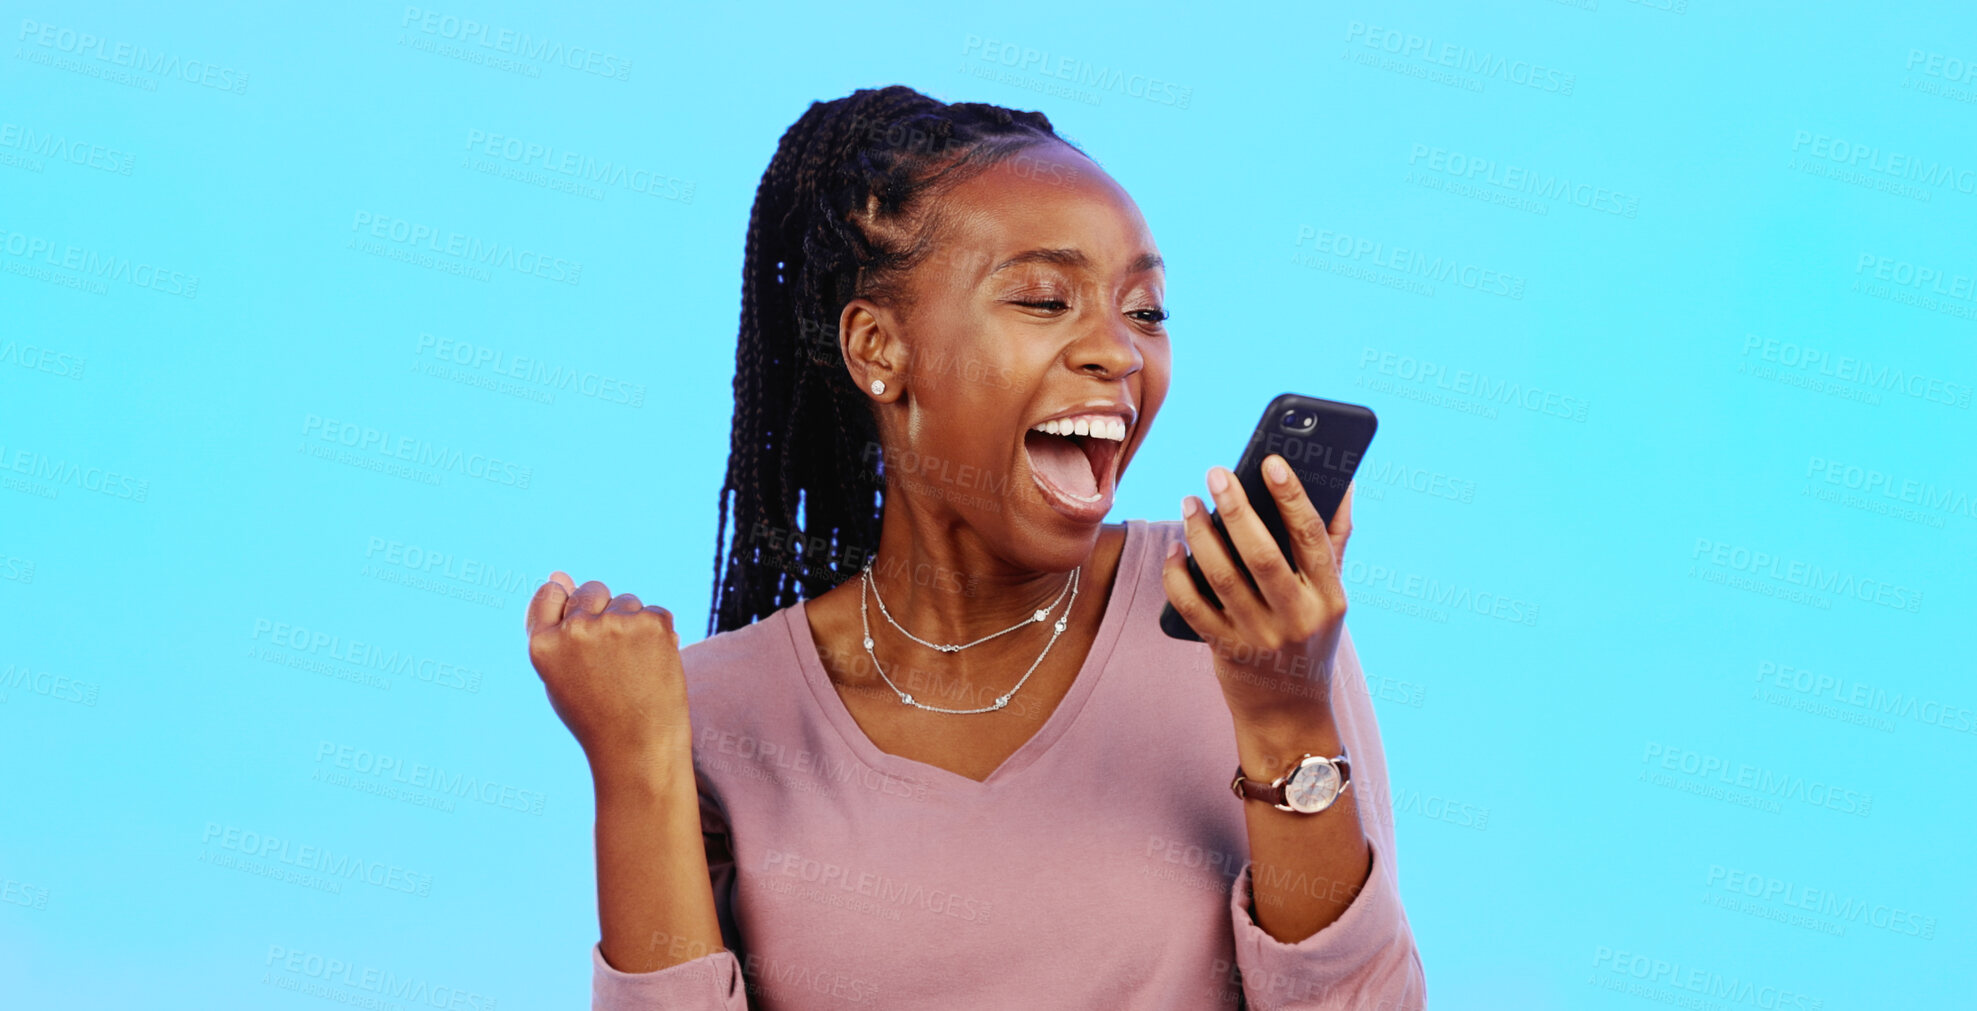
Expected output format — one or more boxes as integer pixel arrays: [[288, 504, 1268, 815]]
[[525, 85, 1426, 1009]]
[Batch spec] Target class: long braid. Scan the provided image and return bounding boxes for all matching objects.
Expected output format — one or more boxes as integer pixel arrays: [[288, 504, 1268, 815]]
[[710, 85, 1072, 635]]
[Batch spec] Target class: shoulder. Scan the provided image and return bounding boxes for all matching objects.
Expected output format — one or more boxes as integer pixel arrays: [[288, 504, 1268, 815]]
[[678, 604, 802, 694], [674, 604, 821, 755], [1128, 518, 1187, 569]]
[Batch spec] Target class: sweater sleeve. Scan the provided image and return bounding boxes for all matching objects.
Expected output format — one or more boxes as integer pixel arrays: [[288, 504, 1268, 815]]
[[1222, 624, 1428, 1011], [591, 783, 751, 1010], [1226, 839, 1425, 1010]]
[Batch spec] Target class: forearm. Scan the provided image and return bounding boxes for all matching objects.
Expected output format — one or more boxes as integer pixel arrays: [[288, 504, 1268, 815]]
[[591, 740, 726, 973], [1231, 708, 1373, 945]]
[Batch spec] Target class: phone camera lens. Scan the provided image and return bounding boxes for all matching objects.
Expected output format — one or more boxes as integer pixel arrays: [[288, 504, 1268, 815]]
[[1282, 410, 1316, 433]]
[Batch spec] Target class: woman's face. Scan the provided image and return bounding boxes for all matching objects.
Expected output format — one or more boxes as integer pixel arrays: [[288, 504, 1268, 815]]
[[846, 138, 1172, 569]]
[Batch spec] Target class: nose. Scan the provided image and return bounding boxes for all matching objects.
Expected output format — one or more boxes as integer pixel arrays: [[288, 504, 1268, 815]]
[[1067, 311, 1144, 381]]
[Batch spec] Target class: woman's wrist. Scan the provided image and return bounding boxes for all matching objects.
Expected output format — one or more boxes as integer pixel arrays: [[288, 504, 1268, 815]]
[[1231, 703, 1343, 774], [589, 735, 697, 804]]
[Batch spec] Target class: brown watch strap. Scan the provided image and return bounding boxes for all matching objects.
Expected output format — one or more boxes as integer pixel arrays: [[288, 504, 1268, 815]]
[[1231, 751, 1351, 808]]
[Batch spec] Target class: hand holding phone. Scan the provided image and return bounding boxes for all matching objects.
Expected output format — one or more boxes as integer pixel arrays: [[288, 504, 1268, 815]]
[[1159, 393, 1376, 642]]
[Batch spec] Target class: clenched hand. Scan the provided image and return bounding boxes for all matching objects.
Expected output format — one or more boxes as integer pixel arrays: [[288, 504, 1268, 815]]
[[525, 571, 696, 773]]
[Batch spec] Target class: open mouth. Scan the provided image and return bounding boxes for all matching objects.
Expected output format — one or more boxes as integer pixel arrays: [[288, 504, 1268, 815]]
[[1022, 414, 1126, 518]]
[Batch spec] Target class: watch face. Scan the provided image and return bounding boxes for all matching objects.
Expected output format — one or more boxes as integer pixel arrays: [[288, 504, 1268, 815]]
[[1285, 760, 1342, 813]]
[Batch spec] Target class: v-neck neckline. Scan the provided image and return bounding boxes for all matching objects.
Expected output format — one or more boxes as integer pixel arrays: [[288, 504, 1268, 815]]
[[784, 519, 1147, 793]]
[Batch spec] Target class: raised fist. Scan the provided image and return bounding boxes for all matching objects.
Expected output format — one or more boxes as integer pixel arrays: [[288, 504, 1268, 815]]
[[524, 571, 695, 770]]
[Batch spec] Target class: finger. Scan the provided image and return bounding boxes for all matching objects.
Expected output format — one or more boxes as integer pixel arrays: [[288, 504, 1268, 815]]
[[644, 603, 681, 647], [550, 569, 576, 593], [1180, 492, 1269, 629], [568, 580, 612, 617], [1204, 465, 1302, 613], [1305, 480, 1355, 612], [1331, 481, 1356, 565], [1260, 454, 1337, 584], [526, 577, 571, 637], [605, 592, 643, 615], [1159, 539, 1236, 644]]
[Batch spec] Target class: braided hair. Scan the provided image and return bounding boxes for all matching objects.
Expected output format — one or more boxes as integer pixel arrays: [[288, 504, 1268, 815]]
[[708, 85, 1076, 636]]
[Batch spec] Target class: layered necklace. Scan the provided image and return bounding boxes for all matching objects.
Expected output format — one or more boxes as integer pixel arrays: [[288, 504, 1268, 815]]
[[857, 562, 1081, 714]]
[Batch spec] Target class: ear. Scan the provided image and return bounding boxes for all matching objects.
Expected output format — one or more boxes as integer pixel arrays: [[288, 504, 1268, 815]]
[[840, 298, 902, 401]]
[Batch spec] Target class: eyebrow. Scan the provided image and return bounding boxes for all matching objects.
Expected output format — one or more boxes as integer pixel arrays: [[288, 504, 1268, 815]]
[[987, 248, 1165, 276]]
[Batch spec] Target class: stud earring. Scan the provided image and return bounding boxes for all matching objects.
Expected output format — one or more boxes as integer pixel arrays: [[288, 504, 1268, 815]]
[[870, 379, 886, 396]]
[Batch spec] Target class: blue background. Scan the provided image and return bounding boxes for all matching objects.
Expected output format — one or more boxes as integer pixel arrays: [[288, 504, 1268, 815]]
[[4, 1, 1972, 1007]]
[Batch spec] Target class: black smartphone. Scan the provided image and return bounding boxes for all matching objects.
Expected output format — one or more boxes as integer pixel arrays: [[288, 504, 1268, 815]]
[[1159, 393, 1378, 642]]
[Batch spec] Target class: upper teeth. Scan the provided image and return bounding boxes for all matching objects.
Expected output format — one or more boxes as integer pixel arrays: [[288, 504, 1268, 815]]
[[1031, 415, 1127, 440]]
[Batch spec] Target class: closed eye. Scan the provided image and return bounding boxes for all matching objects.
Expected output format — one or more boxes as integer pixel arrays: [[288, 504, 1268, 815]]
[[1009, 301, 1168, 326]]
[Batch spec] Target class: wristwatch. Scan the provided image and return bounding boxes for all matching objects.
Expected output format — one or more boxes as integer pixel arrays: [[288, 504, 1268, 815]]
[[1231, 749, 1352, 814]]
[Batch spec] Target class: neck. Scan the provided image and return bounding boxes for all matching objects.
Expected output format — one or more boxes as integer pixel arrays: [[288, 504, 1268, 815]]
[[860, 503, 1100, 647]]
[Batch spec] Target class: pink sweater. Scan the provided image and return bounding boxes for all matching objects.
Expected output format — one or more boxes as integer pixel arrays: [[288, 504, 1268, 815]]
[[592, 519, 1426, 1009]]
